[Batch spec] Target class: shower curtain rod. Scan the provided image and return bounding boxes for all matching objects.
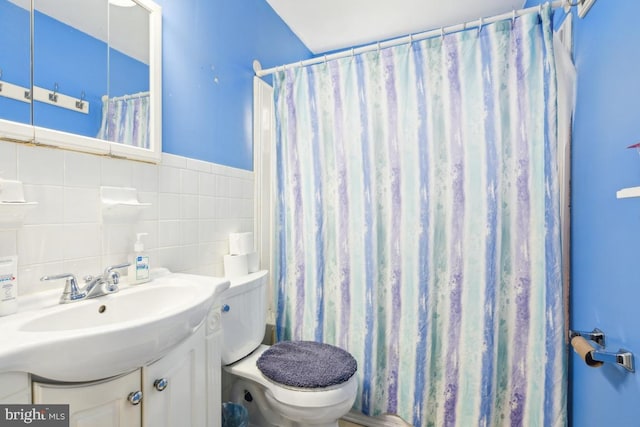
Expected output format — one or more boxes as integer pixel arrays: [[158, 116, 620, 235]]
[[102, 91, 150, 102], [255, 0, 568, 78]]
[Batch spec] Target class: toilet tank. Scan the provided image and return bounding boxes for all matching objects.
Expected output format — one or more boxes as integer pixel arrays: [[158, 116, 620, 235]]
[[220, 270, 269, 365]]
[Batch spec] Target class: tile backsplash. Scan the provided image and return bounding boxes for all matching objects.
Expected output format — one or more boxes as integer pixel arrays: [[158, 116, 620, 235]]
[[0, 141, 254, 296]]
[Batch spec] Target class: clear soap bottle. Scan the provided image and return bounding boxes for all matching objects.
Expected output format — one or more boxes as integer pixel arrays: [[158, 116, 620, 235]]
[[128, 233, 150, 285]]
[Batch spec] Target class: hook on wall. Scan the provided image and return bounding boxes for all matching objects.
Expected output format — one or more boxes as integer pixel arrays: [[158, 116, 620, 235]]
[[49, 83, 59, 103], [75, 91, 86, 110]]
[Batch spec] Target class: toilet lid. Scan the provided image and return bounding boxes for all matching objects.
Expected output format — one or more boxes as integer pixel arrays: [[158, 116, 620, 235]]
[[257, 341, 357, 388]]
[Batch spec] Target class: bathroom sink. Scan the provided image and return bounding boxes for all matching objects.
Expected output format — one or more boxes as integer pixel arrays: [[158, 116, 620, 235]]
[[0, 272, 229, 382], [19, 284, 200, 332]]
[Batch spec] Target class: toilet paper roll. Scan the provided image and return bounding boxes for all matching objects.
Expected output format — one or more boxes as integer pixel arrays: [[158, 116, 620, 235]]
[[246, 251, 259, 273], [224, 254, 249, 278], [229, 232, 254, 255], [571, 336, 603, 367]]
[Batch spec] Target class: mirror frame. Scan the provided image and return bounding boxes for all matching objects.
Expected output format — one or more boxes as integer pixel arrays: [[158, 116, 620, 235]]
[[0, 0, 162, 163]]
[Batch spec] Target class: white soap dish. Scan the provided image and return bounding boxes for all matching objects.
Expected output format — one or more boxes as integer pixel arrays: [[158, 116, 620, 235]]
[[100, 186, 151, 223], [0, 179, 38, 228]]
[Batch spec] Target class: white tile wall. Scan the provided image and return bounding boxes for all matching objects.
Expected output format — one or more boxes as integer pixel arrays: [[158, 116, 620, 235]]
[[0, 140, 254, 296]]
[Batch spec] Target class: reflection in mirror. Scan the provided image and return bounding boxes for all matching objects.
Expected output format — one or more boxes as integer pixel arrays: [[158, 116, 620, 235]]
[[0, 0, 160, 160], [33, 0, 108, 138], [102, 1, 150, 149], [0, 0, 31, 125]]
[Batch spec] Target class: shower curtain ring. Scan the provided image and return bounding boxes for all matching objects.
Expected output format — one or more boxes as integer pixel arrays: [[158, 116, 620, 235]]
[[511, 9, 517, 28], [440, 27, 445, 40], [477, 17, 484, 36]]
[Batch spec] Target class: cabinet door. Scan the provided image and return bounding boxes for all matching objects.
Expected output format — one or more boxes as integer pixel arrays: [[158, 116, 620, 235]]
[[33, 370, 141, 427], [0, 372, 30, 404], [143, 326, 206, 427], [206, 328, 222, 427]]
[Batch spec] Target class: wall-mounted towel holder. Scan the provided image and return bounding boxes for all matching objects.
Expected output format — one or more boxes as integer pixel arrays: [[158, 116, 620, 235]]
[[570, 329, 635, 373]]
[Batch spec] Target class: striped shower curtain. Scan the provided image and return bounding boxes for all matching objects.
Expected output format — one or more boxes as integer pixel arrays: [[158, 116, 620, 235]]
[[97, 91, 150, 149], [274, 5, 565, 427]]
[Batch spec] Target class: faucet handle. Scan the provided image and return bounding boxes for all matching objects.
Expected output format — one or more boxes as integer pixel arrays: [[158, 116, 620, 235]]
[[41, 273, 86, 303], [103, 262, 130, 276], [103, 263, 131, 286]]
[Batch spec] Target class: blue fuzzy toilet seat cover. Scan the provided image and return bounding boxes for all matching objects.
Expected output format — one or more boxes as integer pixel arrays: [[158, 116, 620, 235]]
[[256, 341, 357, 388]]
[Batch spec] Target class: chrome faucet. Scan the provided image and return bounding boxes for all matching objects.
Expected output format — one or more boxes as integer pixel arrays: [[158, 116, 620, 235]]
[[40, 273, 86, 303], [41, 262, 130, 304]]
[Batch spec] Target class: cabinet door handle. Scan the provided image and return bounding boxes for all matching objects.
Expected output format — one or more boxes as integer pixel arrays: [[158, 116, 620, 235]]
[[154, 378, 168, 391], [128, 390, 143, 405]]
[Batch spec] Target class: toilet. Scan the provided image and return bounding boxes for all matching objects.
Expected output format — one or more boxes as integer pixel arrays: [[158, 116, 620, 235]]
[[220, 270, 358, 427]]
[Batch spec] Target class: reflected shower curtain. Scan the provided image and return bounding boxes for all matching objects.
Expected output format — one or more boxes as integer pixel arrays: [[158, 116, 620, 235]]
[[97, 91, 150, 148], [274, 6, 565, 426]]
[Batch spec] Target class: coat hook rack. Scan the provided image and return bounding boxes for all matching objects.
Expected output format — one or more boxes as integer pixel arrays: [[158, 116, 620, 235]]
[[32, 85, 89, 114], [0, 66, 32, 104], [0, 79, 32, 105]]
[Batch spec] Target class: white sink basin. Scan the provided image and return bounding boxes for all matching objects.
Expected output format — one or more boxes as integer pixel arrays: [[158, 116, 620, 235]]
[[0, 272, 229, 382]]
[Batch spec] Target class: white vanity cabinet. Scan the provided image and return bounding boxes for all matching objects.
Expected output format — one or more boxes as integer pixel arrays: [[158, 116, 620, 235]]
[[0, 372, 31, 404], [30, 324, 212, 427], [142, 326, 207, 427], [33, 370, 142, 427], [205, 302, 223, 427]]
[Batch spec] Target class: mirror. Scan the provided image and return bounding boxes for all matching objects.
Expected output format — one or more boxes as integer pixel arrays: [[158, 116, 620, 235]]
[[0, 0, 31, 126], [0, 0, 161, 162], [33, 0, 109, 139], [103, 1, 150, 149]]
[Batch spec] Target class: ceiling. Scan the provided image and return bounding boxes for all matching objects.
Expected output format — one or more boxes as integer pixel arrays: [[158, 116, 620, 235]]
[[266, 0, 527, 54], [9, 0, 149, 64]]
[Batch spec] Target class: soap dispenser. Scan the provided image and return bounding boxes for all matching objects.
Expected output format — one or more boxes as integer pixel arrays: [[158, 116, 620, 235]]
[[128, 233, 150, 284]]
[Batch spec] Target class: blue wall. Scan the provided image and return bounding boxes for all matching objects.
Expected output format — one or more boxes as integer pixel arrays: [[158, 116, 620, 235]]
[[525, 1, 640, 425], [155, 0, 311, 170]]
